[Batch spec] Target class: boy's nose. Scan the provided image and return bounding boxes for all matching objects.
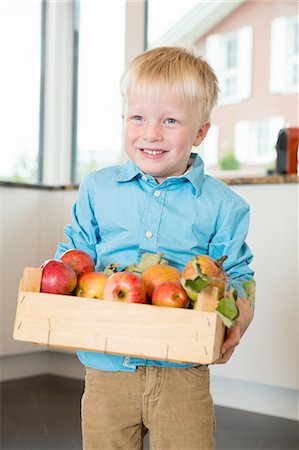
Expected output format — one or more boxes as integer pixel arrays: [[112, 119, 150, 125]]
[[144, 124, 162, 142]]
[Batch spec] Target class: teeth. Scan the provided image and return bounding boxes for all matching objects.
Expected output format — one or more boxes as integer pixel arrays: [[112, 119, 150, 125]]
[[142, 149, 164, 155]]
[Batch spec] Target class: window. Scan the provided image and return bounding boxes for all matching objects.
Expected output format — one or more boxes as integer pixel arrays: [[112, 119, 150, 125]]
[[0, 1, 43, 183], [205, 26, 253, 105], [74, 1, 126, 183], [146, 1, 293, 176], [234, 117, 285, 165], [146, 0, 200, 49], [287, 17, 298, 88], [198, 125, 219, 168], [269, 15, 299, 94], [222, 33, 238, 98]]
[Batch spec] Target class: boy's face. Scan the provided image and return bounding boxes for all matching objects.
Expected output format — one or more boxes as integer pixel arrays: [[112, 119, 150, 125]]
[[123, 91, 210, 183]]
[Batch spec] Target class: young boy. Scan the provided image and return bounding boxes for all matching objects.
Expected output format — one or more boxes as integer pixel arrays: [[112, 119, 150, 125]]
[[56, 47, 254, 449]]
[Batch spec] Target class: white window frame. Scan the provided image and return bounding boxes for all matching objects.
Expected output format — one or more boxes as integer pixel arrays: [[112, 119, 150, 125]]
[[198, 124, 219, 168], [205, 26, 253, 105], [234, 116, 285, 165], [269, 15, 299, 95], [221, 32, 238, 99], [41, 0, 146, 185]]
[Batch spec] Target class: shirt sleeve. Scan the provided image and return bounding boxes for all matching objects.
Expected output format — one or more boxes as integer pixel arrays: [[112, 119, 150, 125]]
[[208, 190, 254, 297], [55, 174, 100, 264]]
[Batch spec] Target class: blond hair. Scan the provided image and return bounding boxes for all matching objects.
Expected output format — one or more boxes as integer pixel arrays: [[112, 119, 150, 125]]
[[120, 46, 219, 122]]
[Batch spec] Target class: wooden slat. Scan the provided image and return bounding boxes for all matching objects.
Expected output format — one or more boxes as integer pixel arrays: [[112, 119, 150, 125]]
[[21, 268, 42, 292], [13, 276, 225, 364]]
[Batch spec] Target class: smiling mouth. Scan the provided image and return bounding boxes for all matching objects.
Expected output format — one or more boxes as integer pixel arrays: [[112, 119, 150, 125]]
[[140, 149, 167, 155]]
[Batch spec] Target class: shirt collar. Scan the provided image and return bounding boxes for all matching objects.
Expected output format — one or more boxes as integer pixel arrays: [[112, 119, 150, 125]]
[[115, 159, 141, 182], [115, 153, 205, 197], [182, 153, 205, 197]]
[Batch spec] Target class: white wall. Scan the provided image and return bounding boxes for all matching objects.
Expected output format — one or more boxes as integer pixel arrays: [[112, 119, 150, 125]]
[[0, 187, 77, 357], [0, 182, 298, 420], [210, 183, 298, 420]]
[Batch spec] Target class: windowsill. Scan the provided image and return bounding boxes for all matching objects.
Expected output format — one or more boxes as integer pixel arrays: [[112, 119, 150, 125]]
[[0, 181, 79, 191], [219, 174, 299, 185], [0, 174, 298, 190]]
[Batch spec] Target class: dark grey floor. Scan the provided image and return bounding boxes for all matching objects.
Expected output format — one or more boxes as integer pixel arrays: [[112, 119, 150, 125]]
[[1, 375, 298, 450]]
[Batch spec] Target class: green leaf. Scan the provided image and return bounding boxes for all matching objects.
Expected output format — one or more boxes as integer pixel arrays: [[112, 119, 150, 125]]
[[185, 277, 208, 292], [216, 296, 239, 322], [137, 252, 166, 271], [216, 310, 234, 328], [243, 279, 256, 304], [103, 263, 120, 276], [124, 252, 167, 276], [124, 264, 138, 272], [160, 258, 169, 266], [232, 287, 238, 302]]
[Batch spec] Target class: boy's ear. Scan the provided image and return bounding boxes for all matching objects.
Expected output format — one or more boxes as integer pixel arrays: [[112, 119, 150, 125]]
[[193, 122, 211, 147]]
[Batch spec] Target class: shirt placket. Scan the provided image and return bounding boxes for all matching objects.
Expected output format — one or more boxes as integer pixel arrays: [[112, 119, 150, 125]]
[[138, 184, 166, 256]]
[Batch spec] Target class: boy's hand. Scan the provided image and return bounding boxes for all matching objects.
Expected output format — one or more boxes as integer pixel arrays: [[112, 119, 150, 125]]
[[219, 297, 254, 363]]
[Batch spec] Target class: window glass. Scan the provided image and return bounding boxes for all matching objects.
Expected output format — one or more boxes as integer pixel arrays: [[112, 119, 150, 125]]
[[226, 35, 237, 69], [74, 1, 125, 183], [222, 33, 237, 98], [234, 117, 284, 166], [0, 0, 42, 183], [270, 15, 299, 94], [147, 1, 297, 176], [287, 17, 299, 88], [146, 0, 199, 48]]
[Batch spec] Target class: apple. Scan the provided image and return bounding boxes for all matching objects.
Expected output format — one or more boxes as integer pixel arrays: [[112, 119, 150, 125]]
[[141, 264, 180, 299], [75, 272, 108, 299], [103, 272, 146, 303], [181, 255, 227, 301], [152, 282, 189, 308], [40, 260, 77, 294], [60, 249, 95, 277]]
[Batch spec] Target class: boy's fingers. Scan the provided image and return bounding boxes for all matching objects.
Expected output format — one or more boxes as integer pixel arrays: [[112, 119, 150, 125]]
[[219, 347, 235, 363], [219, 326, 241, 363]]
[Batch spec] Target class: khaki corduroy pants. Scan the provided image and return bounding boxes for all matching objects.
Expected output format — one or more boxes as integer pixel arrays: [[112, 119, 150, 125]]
[[81, 365, 215, 450]]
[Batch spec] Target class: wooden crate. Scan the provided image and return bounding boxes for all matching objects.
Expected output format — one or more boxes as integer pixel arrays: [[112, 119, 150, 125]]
[[13, 267, 225, 365]]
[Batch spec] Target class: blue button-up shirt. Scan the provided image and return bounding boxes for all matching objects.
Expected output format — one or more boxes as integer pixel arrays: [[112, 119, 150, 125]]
[[55, 153, 254, 371]]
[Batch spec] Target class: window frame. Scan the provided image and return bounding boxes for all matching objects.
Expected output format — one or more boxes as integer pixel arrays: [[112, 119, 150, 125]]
[[0, 0, 46, 184], [234, 116, 285, 165], [70, 0, 147, 184], [221, 31, 238, 99], [38, 0, 47, 183], [205, 26, 253, 106], [269, 14, 299, 95]]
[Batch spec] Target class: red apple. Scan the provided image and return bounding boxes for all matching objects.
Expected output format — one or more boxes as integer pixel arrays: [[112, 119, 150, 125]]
[[60, 249, 95, 276], [141, 264, 181, 299], [40, 260, 77, 294], [103, 272, 146, 303], [152, 282, 189, 308], [75, 272, 108, 299]]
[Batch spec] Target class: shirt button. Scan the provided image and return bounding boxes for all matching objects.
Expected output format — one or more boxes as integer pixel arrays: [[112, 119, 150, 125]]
[[141, 175, 148, 181], [145, 230, 153, 239], [154, 190, 161, 197]]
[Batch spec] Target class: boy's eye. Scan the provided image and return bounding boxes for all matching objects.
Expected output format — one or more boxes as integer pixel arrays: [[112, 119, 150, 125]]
[[132, 115, 144, 121], [165, 118, 177, 124]]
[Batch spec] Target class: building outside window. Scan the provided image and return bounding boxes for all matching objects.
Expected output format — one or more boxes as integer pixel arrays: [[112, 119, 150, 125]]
[[146, 0, 298, 176], [222, 32, 238, 98], [146, 0, 199, 49], [234, 116, 285, 166], [0, 0, 43, 183], [205, 26, 253, 105]]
